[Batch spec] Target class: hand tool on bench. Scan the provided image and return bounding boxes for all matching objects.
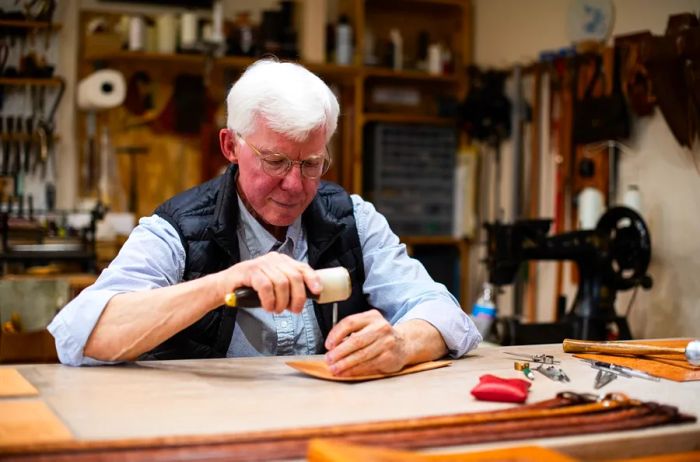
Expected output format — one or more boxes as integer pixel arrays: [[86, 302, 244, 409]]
[[584, 358, 660, 389], [563, 338, 700, 366], [504, 352, 560, 364]]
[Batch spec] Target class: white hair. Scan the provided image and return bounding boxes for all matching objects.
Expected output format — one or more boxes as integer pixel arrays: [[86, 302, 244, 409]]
[[225, 59, 339, 142]]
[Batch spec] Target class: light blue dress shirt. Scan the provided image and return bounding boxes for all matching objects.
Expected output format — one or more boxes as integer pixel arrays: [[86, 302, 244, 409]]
[[48, 194, 481, 366]]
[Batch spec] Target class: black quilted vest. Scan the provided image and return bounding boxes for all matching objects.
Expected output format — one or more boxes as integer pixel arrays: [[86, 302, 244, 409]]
[[142, 165, 369, 360]]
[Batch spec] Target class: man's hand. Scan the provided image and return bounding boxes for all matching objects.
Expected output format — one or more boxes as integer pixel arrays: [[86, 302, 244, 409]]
[[324, 310, 449, 377], [217, 252, 322, 314], [323, 309, 408, 376]]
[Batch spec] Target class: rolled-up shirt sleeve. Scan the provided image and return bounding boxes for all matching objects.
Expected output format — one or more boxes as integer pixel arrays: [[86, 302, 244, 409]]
[[47, 215, 185, 366], [352, 195, 481, 358]]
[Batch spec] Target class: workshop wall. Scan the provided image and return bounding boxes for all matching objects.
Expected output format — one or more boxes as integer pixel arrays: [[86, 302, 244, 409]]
[[472, 0, 700, 339]]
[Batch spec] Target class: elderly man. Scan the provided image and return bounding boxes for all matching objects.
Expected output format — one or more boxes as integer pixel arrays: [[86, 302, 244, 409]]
[[48, 59, 480, 376]]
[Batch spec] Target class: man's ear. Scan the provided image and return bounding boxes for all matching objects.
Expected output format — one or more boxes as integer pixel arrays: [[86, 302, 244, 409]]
[[220, 129, 238, 163]]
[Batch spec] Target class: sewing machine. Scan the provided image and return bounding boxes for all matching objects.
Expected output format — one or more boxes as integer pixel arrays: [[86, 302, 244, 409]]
[[484, 206, 653, 344]]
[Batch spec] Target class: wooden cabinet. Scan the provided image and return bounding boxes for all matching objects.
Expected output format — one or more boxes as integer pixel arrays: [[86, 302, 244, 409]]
[[76, 0, 473, 304], [349, 1, 473, 304]]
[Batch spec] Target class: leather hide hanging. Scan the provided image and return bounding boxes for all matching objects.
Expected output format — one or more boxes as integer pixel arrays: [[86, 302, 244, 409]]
[[616, 32, 656, 117], [572, 50, 630, 145], [641, 13, 700, 148]]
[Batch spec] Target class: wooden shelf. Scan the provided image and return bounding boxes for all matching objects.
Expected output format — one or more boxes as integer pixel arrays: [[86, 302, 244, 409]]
[[363, 67, 462, 83], [214, 55, 256, 70], [0, 77, 64, 86], [362, 113, 456, 125], [0, 19, 61, 30], [371, 0, 469, 7], [0, 134, 60, 142], [89, 53, 361, 82], [86, 51, 207, 65], [305, 62, 360, 80]]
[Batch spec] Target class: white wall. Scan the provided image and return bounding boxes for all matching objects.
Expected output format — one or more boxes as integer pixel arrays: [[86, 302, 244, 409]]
[[472, 0, 700, 338]]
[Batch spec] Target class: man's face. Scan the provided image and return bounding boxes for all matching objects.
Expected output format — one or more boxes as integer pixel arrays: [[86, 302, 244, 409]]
[[230, 123, 326, 227]]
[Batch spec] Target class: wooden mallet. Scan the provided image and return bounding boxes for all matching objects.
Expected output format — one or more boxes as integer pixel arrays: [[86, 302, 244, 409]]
[[563, 339, 700, 366]]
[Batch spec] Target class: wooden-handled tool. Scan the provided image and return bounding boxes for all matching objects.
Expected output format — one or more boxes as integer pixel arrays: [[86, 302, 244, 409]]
[[563, 339, 700, 366], [224, 267, 351, 308]]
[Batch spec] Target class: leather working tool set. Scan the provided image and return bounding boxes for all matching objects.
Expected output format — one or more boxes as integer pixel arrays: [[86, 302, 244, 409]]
[[475, 338, 700, 403]]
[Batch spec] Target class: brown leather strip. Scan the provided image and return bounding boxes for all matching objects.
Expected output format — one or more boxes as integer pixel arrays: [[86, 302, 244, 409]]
[[0, 394, 579, 456], [5, 404, 689, 462], [2, 395, 693, 462], [338, 404, 660, 449]]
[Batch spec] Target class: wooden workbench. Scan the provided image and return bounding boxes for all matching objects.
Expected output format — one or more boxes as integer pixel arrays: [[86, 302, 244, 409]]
[[1, 343, 699, 461]]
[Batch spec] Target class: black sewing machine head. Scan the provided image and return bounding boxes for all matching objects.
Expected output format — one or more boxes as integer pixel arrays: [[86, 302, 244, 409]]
[[484, 206, 652, 343]]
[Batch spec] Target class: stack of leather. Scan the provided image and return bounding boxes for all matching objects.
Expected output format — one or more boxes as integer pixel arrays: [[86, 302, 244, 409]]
[[116, 392, 692, 461]]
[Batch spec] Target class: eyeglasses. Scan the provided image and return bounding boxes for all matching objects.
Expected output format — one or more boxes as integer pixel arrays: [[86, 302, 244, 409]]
[[236, 132, 331, 179]]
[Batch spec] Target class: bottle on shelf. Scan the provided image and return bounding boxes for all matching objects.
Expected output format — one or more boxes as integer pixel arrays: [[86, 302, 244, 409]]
[[470, 282, 497, 339], [335, 14, 353, 65], [228, 11, 255, 56], [389, 28, 403, 71]]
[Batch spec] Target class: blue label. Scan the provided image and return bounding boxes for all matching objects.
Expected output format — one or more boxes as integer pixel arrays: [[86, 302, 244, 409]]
[[472, 304, 496, 317]]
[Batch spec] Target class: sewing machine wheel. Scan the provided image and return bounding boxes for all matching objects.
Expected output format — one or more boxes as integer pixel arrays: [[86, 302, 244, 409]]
[[596, 206, 651, 290]]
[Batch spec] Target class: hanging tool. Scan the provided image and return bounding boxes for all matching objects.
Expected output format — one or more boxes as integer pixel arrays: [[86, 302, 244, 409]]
[[1, 116, 8, 175], [14, 115, 23, 176], [563, 338, 700, 366], [35, 77, 65, 178]]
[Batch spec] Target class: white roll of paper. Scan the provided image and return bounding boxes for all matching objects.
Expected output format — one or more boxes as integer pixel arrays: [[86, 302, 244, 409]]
[[578, 187, 604, 230], [77, 70, 126, 111]]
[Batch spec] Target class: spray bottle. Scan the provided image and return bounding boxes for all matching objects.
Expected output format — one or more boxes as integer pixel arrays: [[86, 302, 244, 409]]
[[471, 282, 497, 339]]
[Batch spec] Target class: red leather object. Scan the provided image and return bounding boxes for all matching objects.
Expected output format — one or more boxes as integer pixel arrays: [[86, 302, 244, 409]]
[[470, 374, 531, 403]]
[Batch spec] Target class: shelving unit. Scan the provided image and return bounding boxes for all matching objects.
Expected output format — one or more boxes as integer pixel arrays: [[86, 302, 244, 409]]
[[0, 78, 64, 86], [75, 0, 474, 304], [352, 0, 472, 303], [0, 19, 61, 30], [0, 18, 64, 209]]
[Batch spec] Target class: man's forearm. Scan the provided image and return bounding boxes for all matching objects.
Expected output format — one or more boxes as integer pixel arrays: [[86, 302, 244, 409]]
[[84, 273, 225, 362], [396, 319, 448, 365]]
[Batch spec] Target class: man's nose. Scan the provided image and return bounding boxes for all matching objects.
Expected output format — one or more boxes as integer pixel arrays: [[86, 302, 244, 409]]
[[281, 162, 305, 190]]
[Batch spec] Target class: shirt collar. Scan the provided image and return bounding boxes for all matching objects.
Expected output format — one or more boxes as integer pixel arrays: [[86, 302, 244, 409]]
[[236, 196, 303, 254]]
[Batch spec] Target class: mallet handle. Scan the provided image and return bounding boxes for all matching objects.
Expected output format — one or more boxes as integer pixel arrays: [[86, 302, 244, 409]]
[[563, 339, 685, 356]]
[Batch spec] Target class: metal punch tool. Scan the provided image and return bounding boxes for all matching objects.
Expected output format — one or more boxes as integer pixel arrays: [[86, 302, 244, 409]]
[[584, 359, 661, 389]]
